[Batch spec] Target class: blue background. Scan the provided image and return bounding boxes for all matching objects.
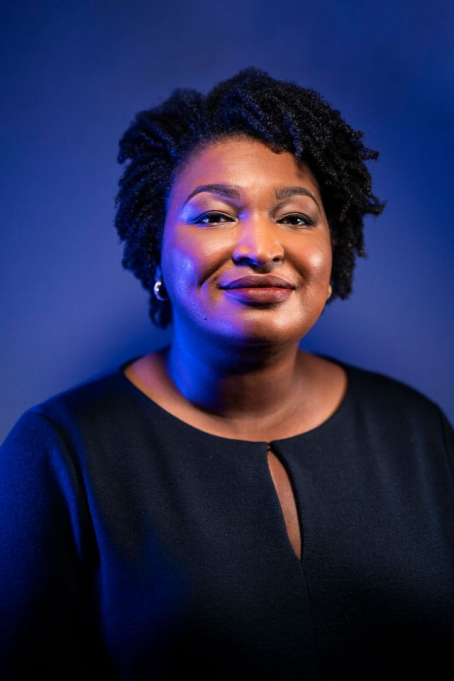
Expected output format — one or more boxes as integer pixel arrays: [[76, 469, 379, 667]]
[[2, 0, 453, 440]]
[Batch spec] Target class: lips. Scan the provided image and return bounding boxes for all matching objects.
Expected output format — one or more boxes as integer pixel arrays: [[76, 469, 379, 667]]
[[220, 275, 294, 290], [220, 275, 295, 305]]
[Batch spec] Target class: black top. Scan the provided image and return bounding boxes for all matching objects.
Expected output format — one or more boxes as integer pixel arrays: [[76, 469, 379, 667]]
[[1, 354, 453, 680]]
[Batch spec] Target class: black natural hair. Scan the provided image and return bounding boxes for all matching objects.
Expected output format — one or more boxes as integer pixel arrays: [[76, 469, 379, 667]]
[[115, 67, 385, 328]]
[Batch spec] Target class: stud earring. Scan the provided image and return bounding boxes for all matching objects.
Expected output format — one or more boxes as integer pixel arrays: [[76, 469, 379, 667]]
[[153, 279, 169, 301]]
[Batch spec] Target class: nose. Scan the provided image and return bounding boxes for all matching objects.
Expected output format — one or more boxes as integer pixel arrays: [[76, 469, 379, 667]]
[[232, 216, 284, 267]]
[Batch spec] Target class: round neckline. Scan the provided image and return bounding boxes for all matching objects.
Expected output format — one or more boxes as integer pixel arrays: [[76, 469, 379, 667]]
[[115, 352, 354, 446]]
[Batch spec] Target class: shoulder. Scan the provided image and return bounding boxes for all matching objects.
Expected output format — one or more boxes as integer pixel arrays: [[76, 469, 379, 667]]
[[313, 350, 452, 429], [2, 363, 135, 452], [314, 351, 436, 407], [323, 355, 453, 449], [345, 359, 440, 413]]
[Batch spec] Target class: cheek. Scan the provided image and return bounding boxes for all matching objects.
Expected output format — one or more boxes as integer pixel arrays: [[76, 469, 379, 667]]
[[296, 240, 332, 285], [161, 232, 224, 299], [161, 247, 198, 299], [312, 246, 332, 274]]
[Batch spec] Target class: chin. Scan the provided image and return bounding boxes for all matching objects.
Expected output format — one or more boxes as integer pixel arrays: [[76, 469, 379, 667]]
[[208, 317, 308, 348]]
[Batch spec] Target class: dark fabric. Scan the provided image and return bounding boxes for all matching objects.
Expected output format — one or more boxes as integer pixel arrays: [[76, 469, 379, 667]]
[[1, 354, 453, 680]]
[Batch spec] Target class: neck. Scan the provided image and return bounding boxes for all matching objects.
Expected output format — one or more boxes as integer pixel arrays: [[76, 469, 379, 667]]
[[164, 325, 314, 433]]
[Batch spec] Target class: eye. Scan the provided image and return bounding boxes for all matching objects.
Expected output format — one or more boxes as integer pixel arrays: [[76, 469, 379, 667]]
[[195, 212, 234, 225], [194, 211, 315, 227], [278, 213, 314, 227]]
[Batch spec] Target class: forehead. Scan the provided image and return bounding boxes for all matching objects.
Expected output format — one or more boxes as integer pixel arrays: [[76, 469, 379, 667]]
[[168, 137, 320, 204]]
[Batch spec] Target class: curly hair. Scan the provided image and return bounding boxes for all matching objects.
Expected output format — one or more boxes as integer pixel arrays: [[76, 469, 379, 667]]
[[115, 66, 385, 328]]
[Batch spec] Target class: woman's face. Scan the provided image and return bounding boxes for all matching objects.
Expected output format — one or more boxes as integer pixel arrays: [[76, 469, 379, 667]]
[[160, 136, 333, 348]]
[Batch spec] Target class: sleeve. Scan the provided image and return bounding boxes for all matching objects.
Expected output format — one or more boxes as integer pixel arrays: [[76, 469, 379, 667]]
[[0, 410, 110, 679]]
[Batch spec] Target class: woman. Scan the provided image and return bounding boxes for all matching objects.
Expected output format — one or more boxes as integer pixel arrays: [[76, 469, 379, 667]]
[[1, 67, 453, 680]]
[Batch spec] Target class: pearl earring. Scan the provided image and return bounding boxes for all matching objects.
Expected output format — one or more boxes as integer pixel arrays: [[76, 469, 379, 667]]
[[327, 284, 332, 300]]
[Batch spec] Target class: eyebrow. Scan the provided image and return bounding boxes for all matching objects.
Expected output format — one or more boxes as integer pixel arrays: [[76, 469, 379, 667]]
[[182, 183, 321, 212]]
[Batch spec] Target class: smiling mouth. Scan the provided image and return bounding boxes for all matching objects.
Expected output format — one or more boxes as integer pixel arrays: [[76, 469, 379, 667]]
[[221, 275, 294, 290], [222, 286, 293, 304]]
